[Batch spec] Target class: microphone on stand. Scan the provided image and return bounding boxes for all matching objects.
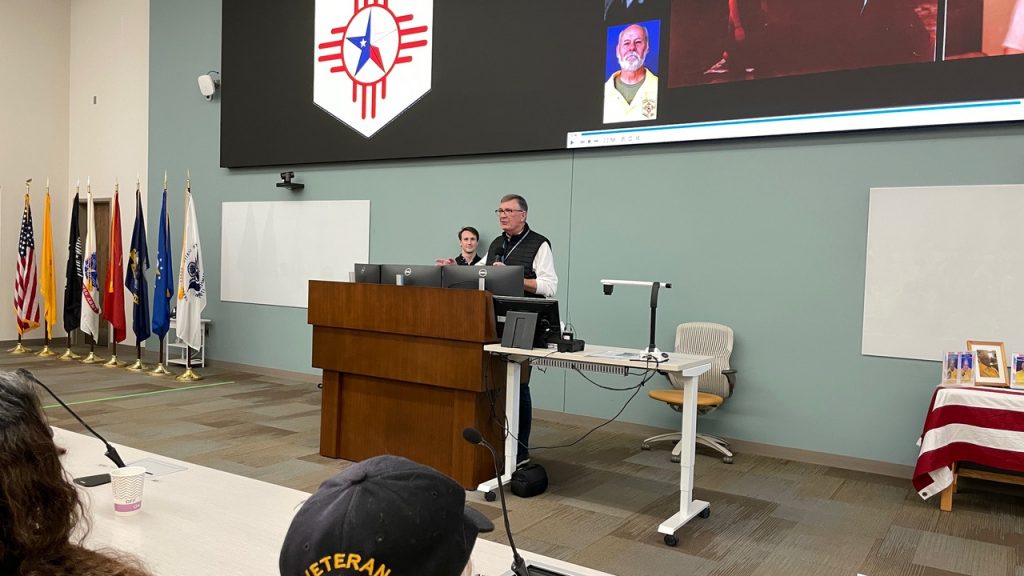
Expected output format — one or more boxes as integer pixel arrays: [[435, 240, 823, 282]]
[[463, 426, 529, 576], [18, 368, 126, 485]]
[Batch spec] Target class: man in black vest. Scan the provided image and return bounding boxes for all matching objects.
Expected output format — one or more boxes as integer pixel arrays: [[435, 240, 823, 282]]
[[484, 194, 558, 466]]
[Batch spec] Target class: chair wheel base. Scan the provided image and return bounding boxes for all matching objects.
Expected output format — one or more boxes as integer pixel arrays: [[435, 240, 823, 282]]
[[484, 491, 496, 502], [663, 534, 678, 547], [722, 456, 734, 464], [671, 455, 681, 463], [641, 443, 652, 450]]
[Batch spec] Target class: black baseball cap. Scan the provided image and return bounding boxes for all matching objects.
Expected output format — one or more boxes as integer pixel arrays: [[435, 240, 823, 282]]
[[279, 455, 494, 576]]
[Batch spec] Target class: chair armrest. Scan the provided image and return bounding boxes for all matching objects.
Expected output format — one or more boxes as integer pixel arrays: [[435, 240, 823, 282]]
[[722, 369, 737, 396]]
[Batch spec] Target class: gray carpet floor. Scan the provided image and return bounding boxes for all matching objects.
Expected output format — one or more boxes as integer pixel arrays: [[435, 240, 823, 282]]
[[6, 349, 1024, 576]]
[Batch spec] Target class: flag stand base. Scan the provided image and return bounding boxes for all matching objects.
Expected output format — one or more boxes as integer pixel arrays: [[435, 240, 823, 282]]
[[58, 348, 82, 361], [148, 363, 173, 376], [37, 345, 57, 357], [126, 358, 148, 371], [9, 342, 32, 354], [176, 367, 202, 382], [82, 352, 104, 364], [103, 354, 126, 368]]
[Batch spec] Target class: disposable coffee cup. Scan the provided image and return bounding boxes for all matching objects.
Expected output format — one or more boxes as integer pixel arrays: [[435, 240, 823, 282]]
[[110, 466, 146, 515]]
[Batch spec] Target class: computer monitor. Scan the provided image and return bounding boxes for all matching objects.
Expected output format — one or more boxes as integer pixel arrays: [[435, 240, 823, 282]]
[[492, 296, 561, 349], [442, 265, 524, 297], [379, 264, 444, 287], [352, 263, 380, 284]]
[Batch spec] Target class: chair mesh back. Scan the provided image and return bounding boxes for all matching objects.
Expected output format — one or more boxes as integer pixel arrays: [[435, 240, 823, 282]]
[[675, 322, 734, 399]]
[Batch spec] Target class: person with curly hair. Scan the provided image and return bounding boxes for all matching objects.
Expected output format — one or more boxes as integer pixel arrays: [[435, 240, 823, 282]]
[[0, 369, 151, 576]]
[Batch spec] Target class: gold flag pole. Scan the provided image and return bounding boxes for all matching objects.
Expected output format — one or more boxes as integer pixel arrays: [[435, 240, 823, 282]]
[[126, 176, 148, 371], [150, 172, 173, 376], [81, 334, 103, 363], [11, 181, 34, 353], [176, 346, 202, 381], [60, 179, 84, 360], [37, 177, 57, 357], [126, 340, 147, 371], [175, 171, 202, 382], [104, 180, 125, 367], [81, 178, 104, 363], [149, 335, 173, 375], [58, 333, 82, 360]]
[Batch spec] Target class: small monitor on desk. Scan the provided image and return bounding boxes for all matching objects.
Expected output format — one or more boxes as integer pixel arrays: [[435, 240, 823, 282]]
[[442, 265, 524, 297], [493, 296, 561, 349], [379, 264, 443, 287], [353, 263, 380, 284]]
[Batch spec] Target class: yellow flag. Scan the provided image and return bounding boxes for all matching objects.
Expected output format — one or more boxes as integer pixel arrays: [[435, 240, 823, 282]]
[[40, 191, 57, 338]]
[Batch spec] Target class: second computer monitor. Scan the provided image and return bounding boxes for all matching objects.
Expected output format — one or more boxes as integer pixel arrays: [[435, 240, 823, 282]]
[[493, 296, 561, 349], [353, 263, 381, 284], [379, 264, 444, 287], [442, 265, 524, 297]]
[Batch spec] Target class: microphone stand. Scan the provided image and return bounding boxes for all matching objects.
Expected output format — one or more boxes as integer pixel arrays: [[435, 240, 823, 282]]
[[20, 369, 126, 482], [463, 428, 529, 576]]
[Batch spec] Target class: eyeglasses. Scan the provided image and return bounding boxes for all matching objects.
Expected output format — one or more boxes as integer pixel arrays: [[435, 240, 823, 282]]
[[494, 209, 524, 215]]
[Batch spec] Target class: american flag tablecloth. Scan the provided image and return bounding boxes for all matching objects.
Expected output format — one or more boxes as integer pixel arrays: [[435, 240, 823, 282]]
[[913, 385, 1024, 500]]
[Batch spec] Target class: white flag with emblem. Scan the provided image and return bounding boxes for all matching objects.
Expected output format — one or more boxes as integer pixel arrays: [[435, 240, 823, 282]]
[[176, 189, 206, 350], [80, 189, 101, 337]]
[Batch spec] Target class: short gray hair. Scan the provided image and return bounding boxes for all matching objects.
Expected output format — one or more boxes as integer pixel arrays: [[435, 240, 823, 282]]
[[500, 194, 528, 212]]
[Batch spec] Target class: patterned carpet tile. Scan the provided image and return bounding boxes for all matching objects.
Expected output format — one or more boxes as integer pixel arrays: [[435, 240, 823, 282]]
[[7, 353, 1024, 576]]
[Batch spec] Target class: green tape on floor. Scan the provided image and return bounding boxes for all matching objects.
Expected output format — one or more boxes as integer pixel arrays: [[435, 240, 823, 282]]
[[42, 380, 236, 409]]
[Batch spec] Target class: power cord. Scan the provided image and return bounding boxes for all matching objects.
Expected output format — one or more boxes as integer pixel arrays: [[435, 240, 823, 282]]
[[492, 362, 661, 452]]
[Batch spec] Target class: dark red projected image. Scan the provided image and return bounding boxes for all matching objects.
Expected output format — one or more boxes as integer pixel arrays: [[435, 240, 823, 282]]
[[667, 0, 937, 88], [945, 0, 1024, 58]]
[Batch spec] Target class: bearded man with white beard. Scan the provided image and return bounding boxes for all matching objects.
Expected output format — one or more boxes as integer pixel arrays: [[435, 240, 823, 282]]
[[603, 23, 659, 123]]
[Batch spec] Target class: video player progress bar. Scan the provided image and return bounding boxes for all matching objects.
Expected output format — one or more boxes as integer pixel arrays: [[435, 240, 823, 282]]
[[531, 358, 628, 376]]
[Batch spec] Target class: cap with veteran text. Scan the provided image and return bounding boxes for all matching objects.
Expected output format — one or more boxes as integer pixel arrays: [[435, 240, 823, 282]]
[[279, 455, 494, 576]]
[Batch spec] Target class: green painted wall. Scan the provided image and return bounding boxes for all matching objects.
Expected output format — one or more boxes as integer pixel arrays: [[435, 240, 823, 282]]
[[150, 0, 1024, 466]]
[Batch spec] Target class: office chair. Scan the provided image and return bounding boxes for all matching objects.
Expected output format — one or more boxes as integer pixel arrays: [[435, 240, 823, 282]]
[[641, 322, 737, 463]]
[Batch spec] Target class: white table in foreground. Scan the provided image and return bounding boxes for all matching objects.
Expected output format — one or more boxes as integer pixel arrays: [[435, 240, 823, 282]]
[[481, 343, 713, 545], [55, 427, 307, 575], [56, 428, 614, 576]]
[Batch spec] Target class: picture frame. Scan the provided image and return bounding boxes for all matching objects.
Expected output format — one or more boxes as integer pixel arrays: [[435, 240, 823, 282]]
[[942, 351, 960, 385], [958, 351, 974, 385], [1012, 353, 1024, 390], [966, 340, 1008, 387]]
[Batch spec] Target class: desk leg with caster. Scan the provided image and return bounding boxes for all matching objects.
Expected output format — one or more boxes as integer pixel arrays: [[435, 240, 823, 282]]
[[657, 370, 710, 546], [476, 359, 521, 501]]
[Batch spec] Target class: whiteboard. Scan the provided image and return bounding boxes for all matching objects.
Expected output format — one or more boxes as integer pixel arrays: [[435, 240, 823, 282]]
[[862, 185, 1024, 361], [220, 200, 370, 308]]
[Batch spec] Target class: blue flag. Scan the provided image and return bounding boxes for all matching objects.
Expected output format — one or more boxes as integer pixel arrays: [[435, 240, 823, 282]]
[[125, 189, 151, 341], [151, 188, 175, 338]]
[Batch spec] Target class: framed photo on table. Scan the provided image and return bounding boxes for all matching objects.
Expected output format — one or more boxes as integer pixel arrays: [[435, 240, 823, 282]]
[[966, 340, 1008, 387]]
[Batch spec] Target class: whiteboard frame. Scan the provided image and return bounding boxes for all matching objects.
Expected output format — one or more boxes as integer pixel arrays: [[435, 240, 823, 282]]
[[220, 200, 370, 308]]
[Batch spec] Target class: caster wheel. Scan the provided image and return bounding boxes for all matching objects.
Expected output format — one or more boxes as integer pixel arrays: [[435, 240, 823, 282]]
[[670, 455, 681, 464], [641, 443, 652, 451], [699, 507, 711, 519], [484, 491, 496, 502], [722, 456, 734, 464], [664, 534, 678, 547]]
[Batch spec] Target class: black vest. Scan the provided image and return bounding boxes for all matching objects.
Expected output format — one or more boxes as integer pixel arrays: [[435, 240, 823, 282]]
[[486, 224, 550, 282]]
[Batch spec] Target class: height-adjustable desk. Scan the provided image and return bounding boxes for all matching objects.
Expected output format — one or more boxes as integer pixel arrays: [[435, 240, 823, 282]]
[[480, 343, 713, 545]]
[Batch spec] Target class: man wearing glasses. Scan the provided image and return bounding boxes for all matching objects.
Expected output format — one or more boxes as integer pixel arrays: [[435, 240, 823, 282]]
[[481, 194, 558, 467]]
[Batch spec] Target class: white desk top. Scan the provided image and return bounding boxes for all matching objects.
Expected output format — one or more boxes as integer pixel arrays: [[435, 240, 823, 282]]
[[55, 428, 613, 576], [484, 343, 712, 375]]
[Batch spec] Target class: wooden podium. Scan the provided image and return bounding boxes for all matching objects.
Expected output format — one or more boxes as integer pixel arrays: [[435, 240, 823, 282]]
[[308, 281, 506, 488]]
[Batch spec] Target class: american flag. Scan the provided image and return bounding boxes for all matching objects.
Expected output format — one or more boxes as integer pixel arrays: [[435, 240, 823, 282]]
[[14, 194, 40, 334]]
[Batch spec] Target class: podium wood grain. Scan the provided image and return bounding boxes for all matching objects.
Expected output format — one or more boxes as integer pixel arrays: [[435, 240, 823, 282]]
[[309, 281, 505, 487]]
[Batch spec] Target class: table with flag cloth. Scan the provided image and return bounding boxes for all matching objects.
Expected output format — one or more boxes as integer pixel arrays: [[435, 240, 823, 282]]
[[913, 385, 1024, 510]]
